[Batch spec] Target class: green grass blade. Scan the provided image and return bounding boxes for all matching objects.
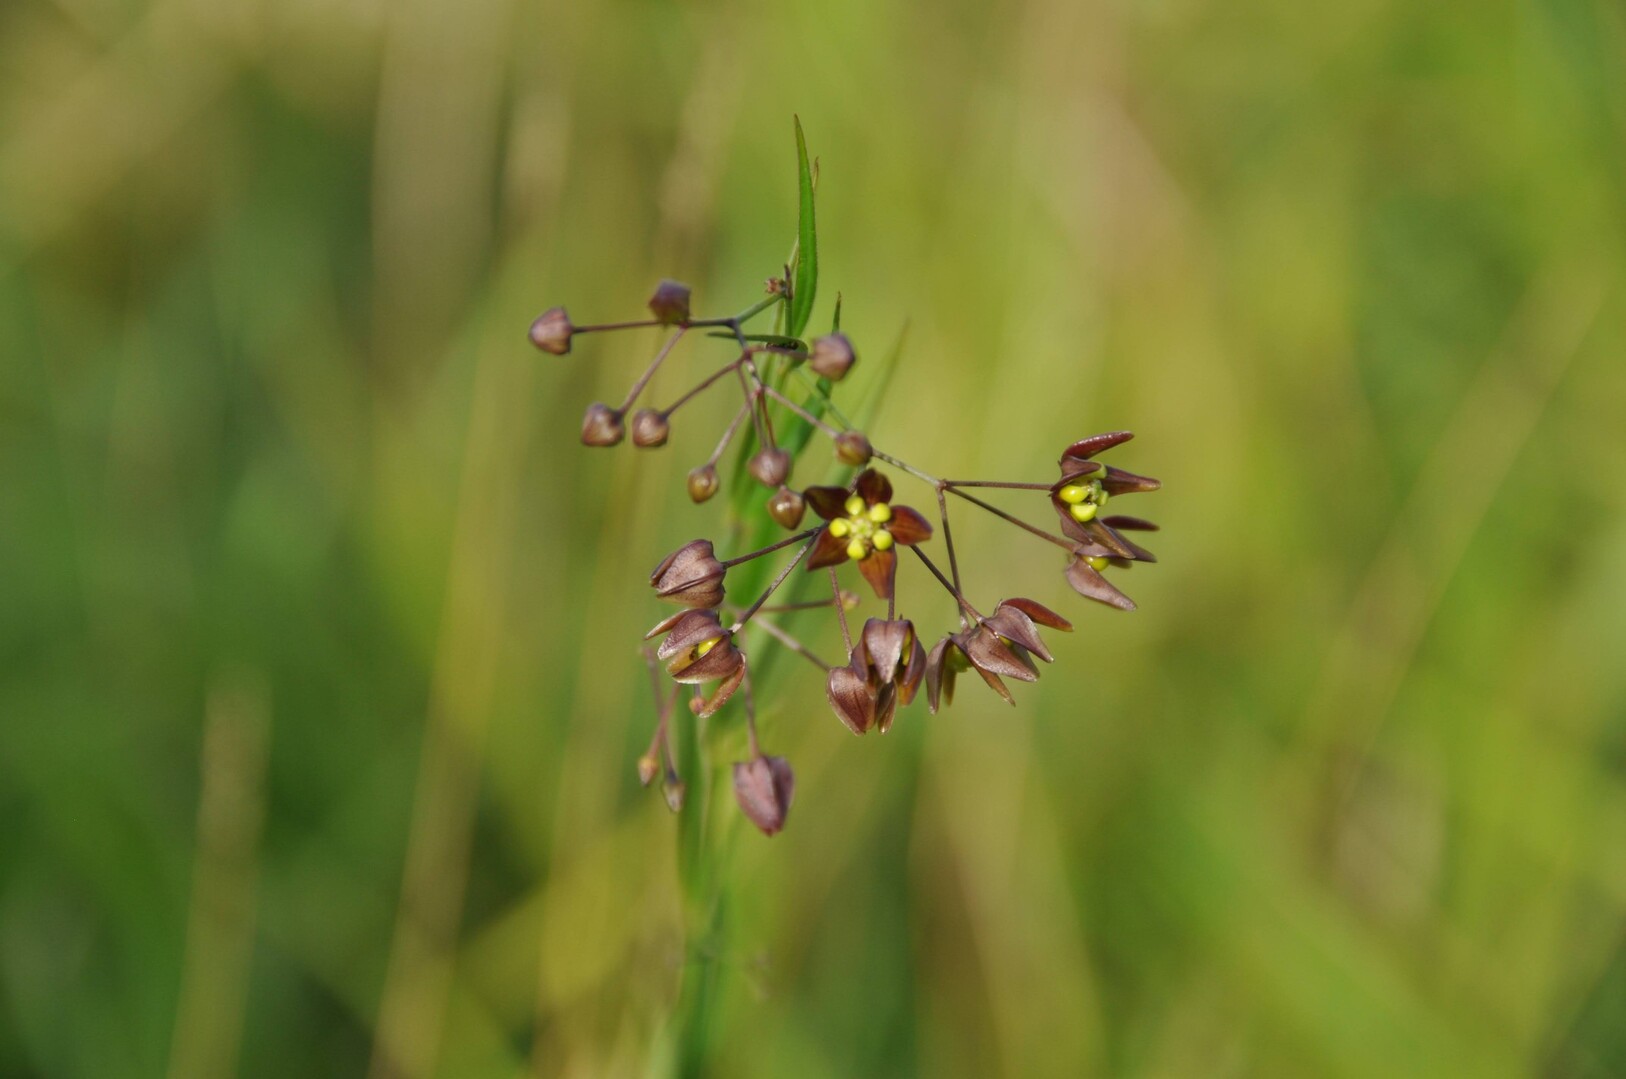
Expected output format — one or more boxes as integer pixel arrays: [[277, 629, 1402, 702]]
[[787, 117, 818, 338]]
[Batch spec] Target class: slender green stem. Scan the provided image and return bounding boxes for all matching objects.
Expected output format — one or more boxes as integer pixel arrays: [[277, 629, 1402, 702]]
[[910, 545, 982, 621]]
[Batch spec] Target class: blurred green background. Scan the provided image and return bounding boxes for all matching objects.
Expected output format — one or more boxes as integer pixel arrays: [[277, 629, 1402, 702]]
[[5, 0, 1626, 1075]]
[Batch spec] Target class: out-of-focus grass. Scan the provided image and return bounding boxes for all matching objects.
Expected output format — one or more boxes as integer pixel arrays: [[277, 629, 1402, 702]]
[[3, 0, 1626, 1076]]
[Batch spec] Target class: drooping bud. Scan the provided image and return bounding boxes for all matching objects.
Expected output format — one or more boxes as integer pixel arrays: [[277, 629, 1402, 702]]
[[809, 333, 855, 380], [631, 408, 670, 448], [663, 778, 686, 813], [748, 448, 791, 488], [767, 487, 806, 529], [647, 279, 692, 325], [650, 539, 727, 608], [580, 403, 625, 446], [687, 464, 719, 503], [637, 754, 659, 787], [527, 306, 574, 355], [834, 430, 872, 466], [826, 664, 874, 735], [732, 755, 795, 836]]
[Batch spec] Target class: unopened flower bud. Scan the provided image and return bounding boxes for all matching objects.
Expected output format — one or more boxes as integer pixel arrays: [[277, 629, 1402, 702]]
[[631, 408, 670, 448], [767, 487, 806, 529], [580, 403, 624, 446], [637, 754, 659, 787], [647, 279, 692, 325], [650, 539, 727, 608], [732, 755, 794, 836], [748, 448, 791, 488], [664, 778, 686, 813], [809, 333, 855, 380], [834, 430, 872, 466], [687, 464, 719, 503], [528, 306, 573, 355]]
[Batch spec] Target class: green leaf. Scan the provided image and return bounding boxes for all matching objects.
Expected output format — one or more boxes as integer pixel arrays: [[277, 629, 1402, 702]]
[[787, 117, 818, 338]]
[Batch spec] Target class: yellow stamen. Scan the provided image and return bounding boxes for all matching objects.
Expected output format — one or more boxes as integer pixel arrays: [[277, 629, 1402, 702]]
[[846, 538, 867, 561], [1069, 502, 1098, 523], [829, 519, 850, 538], [696, 638, 717, 657], [844, 494, 865, 516], [872, 529, 894, 550], [1086, 556, 1110, 572], [867, 502, 892, 523], [1059, 484, 1089, 504]]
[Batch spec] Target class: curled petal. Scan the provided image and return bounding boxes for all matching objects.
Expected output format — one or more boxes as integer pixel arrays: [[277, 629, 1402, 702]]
[[803, 485, 850, 521], [1101, 465, 1161, 495], [855, 468, 893, 506], [857, 547, 898, 600], [826, 665, 875, 735], [886, 505, 933, 546], [806, 526, 850, 570], [1115, 534, 1158, 563], [1065, 558, 1136, 611], [1000, 597, 1072, 632], [1060, 431, 1134, 464], [733, 755, 794, 836]]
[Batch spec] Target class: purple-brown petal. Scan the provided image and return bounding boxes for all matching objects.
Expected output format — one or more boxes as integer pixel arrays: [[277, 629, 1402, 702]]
[[886, 505, 933, 546], [925, 636, 951, 713], [857, 547, 897, 600], [806, 526, 850, 570], [1101, 515, 1160, 532], [803, 485, 850, 521], [826, 665, 875, 734], [855, 468, 893, 506], [1000, 597, 1073, 632], [1064, 558, 1137, 611], [898, 635, 928, 705], [653, 611, 725, 659], [859, 618, 909, 679], [1081, 519, 1137, 558], [984, 606, 1051, 663], [670, 640, 743, 684], [963, 627, 1039, 683], [1061, 431, 1134, 463], [694, 661, 747, 717], [732, 755, 794, 836], [1101, 465, 1161, 495]]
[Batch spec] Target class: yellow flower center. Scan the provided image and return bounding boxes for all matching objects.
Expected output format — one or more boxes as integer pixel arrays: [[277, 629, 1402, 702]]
[[1059, 470, 1109, 523], [833, 497, 893, 561]]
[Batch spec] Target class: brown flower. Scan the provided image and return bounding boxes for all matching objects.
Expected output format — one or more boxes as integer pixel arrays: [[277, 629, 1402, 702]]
[[528, 306, 574, 354], [647, 279, 692, 325], [803, 469, 932, 599], [1066, 515, 1159, 611], [649, 539, 726, 608], [809, 333, 855, 380], [827, 617, 926, 734], [580, 403, 625, 447], [1049, 432, 1161, 562], [645, 609, 746, 717], [732, 755, 795, 836], [924, 598, 1071, 711]]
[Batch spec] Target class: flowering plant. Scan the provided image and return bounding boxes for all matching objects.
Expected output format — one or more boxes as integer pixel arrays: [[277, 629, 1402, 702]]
[[529, 121, 1160, 837]]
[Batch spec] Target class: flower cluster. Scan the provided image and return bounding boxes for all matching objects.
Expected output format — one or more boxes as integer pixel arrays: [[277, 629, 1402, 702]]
[[530, 269, 1160, 839]]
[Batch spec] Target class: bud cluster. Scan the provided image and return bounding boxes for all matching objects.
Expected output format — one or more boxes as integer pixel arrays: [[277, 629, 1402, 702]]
[[529, 269, 1161, 838]]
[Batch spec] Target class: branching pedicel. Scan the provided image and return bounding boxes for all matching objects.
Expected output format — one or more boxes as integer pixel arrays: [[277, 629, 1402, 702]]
[[528, 127, 1161, 837]]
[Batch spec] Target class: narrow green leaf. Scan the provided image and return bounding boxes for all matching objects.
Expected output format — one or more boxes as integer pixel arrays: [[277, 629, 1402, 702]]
[[787, 117, 818, 338], [831, 292, 842, 332]]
